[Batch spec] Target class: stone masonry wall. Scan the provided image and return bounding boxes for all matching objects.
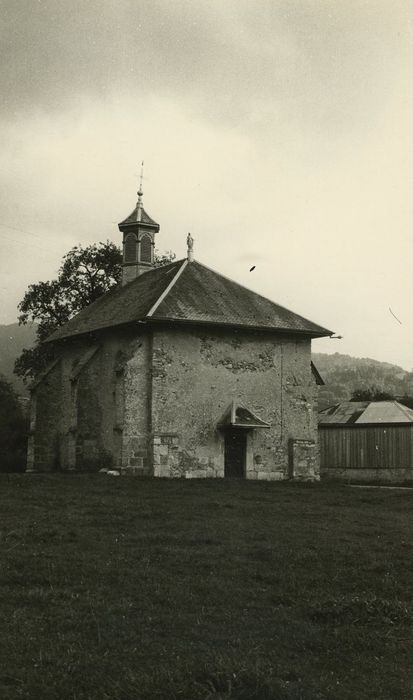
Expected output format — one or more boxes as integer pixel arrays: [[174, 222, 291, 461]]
[[29, 323, 319, 478], [28, 327, 150, 472], [121, 333, 152, 475], [28, 361, 63, 471], [150, 326, 319, 480]]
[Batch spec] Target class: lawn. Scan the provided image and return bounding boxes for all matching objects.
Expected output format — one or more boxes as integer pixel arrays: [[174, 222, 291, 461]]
[[0, 476, 412, 700]]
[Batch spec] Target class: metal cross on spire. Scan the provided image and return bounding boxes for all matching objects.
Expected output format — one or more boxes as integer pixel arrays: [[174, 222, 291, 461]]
[[136, 161, 144, 222], [137, 160, 144, 200]]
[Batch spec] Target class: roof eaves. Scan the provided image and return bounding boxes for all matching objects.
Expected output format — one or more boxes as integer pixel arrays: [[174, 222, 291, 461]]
[[146, 315, 330, 337], [121, 219, 160, 230], [192, 260, 333, 337]]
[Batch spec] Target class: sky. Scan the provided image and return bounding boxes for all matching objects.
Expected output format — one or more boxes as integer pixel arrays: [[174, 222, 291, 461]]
[[1, 0, 413, 370]]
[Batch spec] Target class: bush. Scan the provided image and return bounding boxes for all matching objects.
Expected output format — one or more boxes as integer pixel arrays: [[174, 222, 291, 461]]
[[0, 376, 28, 472]]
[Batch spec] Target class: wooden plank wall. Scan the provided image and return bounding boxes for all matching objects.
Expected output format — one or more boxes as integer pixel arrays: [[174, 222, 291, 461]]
[[319, 425, 413, 470]]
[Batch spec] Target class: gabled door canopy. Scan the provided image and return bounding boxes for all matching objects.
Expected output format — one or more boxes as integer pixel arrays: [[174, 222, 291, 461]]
[[218, 401, 270, 429]]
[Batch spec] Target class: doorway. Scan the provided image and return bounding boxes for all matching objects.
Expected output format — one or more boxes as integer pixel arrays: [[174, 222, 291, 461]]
[[224, 429, 247, 478]]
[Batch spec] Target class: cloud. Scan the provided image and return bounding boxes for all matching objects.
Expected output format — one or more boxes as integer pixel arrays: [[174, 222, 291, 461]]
[[1, 1, 413, 369], [1, 0, 408, 135]]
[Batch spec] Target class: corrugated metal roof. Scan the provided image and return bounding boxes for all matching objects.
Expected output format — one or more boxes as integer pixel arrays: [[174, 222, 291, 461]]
[[318, 402, 369, 424], [319, 401, 413, 425], [357, 401, 413, 424], [46, 259, 332, 342]]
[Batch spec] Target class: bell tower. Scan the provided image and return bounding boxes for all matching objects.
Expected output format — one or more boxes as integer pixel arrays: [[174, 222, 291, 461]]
[[118, 164, 160, 285]]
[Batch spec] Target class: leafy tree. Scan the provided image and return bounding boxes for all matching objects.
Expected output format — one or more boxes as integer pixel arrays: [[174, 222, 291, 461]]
[[0, 376, 28, 472], [350, 387, 394, 402], [154, 249, 176, 267], [350, 387, 413, 411], [400, 395, 413, 410], [15, 242, 176, 381]]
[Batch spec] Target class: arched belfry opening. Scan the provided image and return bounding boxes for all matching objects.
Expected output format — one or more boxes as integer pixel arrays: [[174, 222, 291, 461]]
[[140, 233, 152, 264], [118, 167, 160, 285], [124, 233, 137, 264]]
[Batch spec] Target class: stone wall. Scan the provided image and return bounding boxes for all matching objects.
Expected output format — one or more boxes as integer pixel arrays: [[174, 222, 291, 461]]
[[121, 333, 152, 474], [150, 325, 319, 480], [28, 327, 150, 472], [29, 322, 320, 480], [289, 439, 319, 480], [28, 360, 63, 472]]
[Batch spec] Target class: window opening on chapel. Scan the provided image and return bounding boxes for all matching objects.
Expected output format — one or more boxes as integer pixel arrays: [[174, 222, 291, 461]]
[[140, 234, 152, 263], [124, 233, 137, 263]]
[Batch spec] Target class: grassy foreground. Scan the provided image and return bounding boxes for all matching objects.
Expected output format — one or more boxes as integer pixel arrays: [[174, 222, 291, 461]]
[[0, 476, 412, 700]]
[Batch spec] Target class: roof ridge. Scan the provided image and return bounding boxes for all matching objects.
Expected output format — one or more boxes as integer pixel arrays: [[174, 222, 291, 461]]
[[45, 258, 185, 343], [146, 259, 188, 317], [394, 401, 413, 420], [191, 260, 332, 335]]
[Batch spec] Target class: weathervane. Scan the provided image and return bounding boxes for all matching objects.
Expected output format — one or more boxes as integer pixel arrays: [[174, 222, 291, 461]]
[[137, 160, 144, 222], [137, 161, 144, 200]]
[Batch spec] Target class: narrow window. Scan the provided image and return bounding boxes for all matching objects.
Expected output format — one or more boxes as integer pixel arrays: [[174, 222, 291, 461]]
[[140, 234, 152, 263], [124, 233, 137, 263]]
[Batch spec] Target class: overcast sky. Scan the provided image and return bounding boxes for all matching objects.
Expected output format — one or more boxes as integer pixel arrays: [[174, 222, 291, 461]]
[[1, 0, 413, 369]]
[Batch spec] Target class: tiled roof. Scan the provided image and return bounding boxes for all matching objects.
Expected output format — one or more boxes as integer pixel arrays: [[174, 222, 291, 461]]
[[47, 259, 332, 342], [150, 261, 331, 336], [319, 401, 413, 425], [119, 205, 159, 228], [47, 260, 182, 342]]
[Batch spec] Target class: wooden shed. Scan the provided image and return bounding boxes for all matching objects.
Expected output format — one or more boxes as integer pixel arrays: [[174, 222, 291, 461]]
[[318, 401, 413, 483]]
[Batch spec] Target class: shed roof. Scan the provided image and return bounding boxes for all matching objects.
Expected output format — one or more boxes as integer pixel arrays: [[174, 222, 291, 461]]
[[47, 259, 332, 342], [319, 401, 413, 425]]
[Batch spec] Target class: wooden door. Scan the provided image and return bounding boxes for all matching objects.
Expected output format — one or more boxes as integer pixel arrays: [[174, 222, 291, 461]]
[[224, 429, 246, 478]]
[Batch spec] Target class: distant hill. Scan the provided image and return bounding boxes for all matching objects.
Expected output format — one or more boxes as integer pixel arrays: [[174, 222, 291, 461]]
[[0, 323, 37, 395], [313, 352, 413, 410]]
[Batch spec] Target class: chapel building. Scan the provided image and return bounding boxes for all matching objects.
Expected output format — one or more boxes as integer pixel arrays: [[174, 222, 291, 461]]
[[27, 184, 332, 479]]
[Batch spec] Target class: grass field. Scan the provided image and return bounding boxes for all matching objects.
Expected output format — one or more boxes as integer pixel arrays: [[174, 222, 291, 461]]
[[0, 476, 412, 700]]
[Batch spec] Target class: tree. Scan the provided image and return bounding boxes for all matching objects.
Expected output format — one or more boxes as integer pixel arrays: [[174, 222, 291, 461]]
[[15, 242, 176, 381], [350, 387, 394, 402], [400, 395, 413, 410], [0, 376, 28, 472]]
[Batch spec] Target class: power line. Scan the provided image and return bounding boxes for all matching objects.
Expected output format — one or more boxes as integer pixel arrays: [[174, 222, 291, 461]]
[[0, 222, 47, 239]]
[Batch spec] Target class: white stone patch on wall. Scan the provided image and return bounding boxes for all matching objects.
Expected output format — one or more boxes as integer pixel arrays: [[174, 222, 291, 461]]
[[289, 439, 319, 481]]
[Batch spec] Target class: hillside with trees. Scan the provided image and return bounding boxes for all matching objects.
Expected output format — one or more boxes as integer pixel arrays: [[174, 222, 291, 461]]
[[313, 352, 413, 410], [0, 376, 28, 471], [0, 323, 37, 395]]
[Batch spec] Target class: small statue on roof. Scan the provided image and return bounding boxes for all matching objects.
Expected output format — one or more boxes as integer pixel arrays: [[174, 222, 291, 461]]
[[187, 232, 194, 262]]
